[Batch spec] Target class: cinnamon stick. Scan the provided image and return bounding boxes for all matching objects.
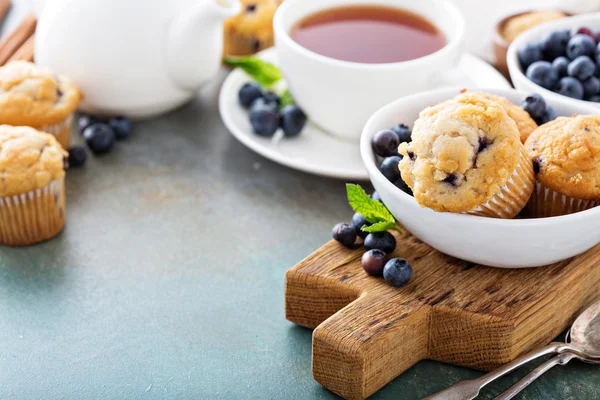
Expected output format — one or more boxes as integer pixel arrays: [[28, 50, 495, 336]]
[[0, 0, 11, 25], [8, 33, 33, 63], [0, 11, 36, 66]]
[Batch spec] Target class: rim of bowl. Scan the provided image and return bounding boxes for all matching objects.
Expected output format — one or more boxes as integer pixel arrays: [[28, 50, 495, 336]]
[[494, 10, 573, 50], [507, 13, 600, 107], [360, 87, 600, 227], [273, 0, 466, 70]]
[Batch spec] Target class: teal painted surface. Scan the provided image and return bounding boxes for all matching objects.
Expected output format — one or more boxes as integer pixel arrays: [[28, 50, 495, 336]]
[[0, 72, 597, 400]]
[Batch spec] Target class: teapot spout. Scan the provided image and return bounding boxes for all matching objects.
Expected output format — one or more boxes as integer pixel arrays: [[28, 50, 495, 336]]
[[167, 0, 241, 92]]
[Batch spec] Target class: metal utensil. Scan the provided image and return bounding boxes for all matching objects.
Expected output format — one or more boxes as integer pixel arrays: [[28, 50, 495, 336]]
[[423, 299, 600, 400]]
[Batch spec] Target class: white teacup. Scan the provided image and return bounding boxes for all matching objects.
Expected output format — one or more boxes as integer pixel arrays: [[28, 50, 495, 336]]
[[273, 0, 466, 140]]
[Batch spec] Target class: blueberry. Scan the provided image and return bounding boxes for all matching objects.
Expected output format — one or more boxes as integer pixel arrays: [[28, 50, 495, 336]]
[[576, 27, 597, 41], [83, 123, 116, 154], [583, 76, 600, 97], [394, 178, 412, 195], [263, 91, 280, 107], [532, 157, 542, 174], [362, 249, 389, 277], [238, 82, 263, 107], [249, 101, 279, 137], [351, 213, 371, 239], [251, 97, 278, 112], [552, 57, 570, 77], [536, 106, 557, 126], [279, 105, 307, 137], [568, 56, 596, 81], [364, 232, 396, 254], [77, 115, 101, 133], [567, 34, 596, 59], [588, 95, 600, 102], [380, 156, 402, 182], [67, 145, 87, 167], [383, 258, 413, 287], [371, 191, 383, 203], [541, 30, 571, 59], [108, 116, 132, 140], [518, 42, 544, 70], [556, 76, 585, 99], [373, 129, 401, 157], [332, 223, 356, 248], [391, 124, 412, 144], [526, 61, 559, 90], [520, 94, 548, 122]]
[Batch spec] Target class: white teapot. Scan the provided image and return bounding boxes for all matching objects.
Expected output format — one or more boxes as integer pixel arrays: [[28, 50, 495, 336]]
[[33, 0, 240, 118]]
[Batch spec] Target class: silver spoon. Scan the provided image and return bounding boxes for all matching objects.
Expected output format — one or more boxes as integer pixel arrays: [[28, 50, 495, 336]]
[[423, 299, 600, 400]]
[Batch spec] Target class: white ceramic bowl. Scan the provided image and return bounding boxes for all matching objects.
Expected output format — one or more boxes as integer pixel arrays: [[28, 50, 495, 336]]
[[508, 13, 600, 110], [361, 88, 600, 268]]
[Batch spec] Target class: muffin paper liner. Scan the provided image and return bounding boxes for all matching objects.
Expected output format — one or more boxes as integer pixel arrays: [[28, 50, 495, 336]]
[[527, 182, 599, 218], [41, 114, 73, 149], [467, 146, 535, 219], [0, 178, 66, 246]]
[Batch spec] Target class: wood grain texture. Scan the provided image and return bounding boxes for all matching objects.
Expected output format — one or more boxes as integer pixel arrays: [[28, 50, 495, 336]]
[[285, 231, 600, 400], [0, 11, 35, 66]]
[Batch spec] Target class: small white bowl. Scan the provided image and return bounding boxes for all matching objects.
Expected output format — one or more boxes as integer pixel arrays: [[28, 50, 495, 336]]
[[508, 13, 600, 109], [361, 88, 600, 268]]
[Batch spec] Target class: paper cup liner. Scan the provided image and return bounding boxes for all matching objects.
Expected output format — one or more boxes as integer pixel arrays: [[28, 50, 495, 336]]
[[527, 182, 599, 218], [0, 178, 66, 246], [467, 146, 535, 219], [40, 114, 73, 149]]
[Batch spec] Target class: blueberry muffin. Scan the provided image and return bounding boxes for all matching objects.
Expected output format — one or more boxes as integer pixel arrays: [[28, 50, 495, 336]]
[[525, 115, 600, 217], [223, 0, 283, 56], [475, 92, 538, 143], [0, 61, 82, 149], [399, 93, 535, 218], [0, 125, 67, 246]]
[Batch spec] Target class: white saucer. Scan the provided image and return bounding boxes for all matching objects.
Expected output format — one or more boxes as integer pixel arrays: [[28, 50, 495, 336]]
[[219, 48, 510, 180]]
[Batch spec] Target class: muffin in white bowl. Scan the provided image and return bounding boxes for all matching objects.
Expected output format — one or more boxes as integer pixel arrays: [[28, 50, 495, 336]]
[[361, 87, 599, 268]]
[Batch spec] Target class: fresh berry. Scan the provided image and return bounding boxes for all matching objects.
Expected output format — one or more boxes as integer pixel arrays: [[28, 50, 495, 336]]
[[589, 95, 600, 102], [380, 156, 402, 182], [566, 34, 596, 59], [332, 223, 357, 248], [249, 101, 279, 137], [77, 115, 101, 133], [583, 76, 600, 97], [351, 213, 371, 239], [83, 123, 116, 154], [251, 97, 278, 112], [391, 124, 412, 144], [552, 57, 570, 77], [364, 232, 396, 254], [526, 61, 559, 90], [536, 106, 557, 126], [373, 129, 401, 157], [541, 30, 571, 59], [67, 145, 87, 167], [394, 178, 412, 195], [238, 82, 263, 107], [371, 191, 383, 203], [518, 43, 544, 70], [263, 91, 280, 107], [568, 56, 596, 81], [521, 94, 547, 122], [556, 76, 584, 99], [383, 258, 413, 287], [576, 27, 597, 41], [279, 105, 306, 137], [362, 249, 388, 277], [108, 116, 132, 140]]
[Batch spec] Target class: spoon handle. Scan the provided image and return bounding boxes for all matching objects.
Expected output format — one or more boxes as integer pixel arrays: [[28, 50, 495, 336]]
[[494, 352, 577, 400], [422, 343, 564, 400]]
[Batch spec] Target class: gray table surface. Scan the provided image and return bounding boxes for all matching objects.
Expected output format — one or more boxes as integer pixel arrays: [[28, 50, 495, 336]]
[[0, 2, 599, 400]]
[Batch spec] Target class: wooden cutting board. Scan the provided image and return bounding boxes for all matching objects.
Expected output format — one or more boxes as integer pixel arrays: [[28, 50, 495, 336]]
[[285, 231, 600, 400]]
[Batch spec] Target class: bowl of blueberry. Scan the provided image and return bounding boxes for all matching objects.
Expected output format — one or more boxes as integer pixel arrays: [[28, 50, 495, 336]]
[[360, 87, 600, 268], [508, 13, 600, 107]]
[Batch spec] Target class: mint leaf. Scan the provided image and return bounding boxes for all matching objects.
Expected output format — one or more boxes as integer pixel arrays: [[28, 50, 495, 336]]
[[346, 184, 395, 224], [223, 56, 282, 87], [279, 90, 295, 108], [362, 221, 397, 233]]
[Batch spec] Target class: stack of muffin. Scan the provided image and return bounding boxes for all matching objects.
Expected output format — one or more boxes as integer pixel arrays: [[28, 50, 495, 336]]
[[0, 61, 81, 246], [399, 91, 600, 219]]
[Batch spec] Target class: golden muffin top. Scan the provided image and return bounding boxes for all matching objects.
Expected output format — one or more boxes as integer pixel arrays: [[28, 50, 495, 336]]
[[525, 115, 600, 200], [0, 61, 82, 127], [399, 93, 527, 213], [0, 125, 67, 197]]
